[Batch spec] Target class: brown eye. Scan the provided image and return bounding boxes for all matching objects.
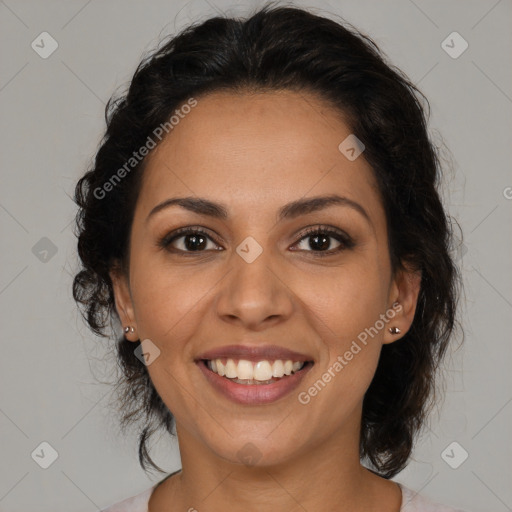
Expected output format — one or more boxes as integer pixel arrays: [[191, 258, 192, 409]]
[[158, 228, 222, 253], [157, 225, 354, 257], [291, 226, 354, 256]]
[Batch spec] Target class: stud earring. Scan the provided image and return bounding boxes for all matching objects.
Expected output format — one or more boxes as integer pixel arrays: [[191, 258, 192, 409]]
[[124, 326, 135, 334], [388, 326, 401, 335]]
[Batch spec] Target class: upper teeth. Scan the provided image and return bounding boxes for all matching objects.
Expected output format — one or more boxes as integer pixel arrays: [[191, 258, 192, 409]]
[[207, 359, 305, 380]]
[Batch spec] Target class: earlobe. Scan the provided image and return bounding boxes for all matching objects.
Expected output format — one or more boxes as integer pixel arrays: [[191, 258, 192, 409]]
[[109, 267, 138, 341], [383, 264, 422, 344]]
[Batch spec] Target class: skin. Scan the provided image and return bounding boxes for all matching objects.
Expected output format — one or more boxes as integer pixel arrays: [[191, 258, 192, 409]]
[[110, 89, 421, 512]]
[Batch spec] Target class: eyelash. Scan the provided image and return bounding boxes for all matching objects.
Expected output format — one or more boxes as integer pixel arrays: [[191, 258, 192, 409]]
[[157, 225, 355, 258]]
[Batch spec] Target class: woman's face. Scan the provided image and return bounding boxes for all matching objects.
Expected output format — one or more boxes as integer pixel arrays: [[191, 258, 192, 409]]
[[111, 90, 420, 467]]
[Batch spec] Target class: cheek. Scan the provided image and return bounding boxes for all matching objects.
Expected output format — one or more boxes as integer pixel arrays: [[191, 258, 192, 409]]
[[129, 259, 211, 342], [302, 261, 388, 340], [128, 264, 207, 417], [300, 263, 387, 392]]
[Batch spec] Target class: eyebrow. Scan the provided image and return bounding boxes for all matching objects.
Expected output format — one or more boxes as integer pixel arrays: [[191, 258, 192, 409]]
[[146, 194, 372, 228]]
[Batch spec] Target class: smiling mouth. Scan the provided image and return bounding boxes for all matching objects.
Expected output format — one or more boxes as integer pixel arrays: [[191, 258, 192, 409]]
[[198, 358, 314, 385]]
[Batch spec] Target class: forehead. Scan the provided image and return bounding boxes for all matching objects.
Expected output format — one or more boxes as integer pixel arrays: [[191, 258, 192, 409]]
[[136, 90, 384, 227]]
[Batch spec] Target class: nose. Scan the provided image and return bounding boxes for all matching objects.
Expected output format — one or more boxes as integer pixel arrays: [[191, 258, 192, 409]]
[[214, 246, 294, 330]]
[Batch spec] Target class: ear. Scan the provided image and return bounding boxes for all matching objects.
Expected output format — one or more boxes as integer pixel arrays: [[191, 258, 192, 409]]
[[109, 265, 138, 342], [383, 262, 422, 345]]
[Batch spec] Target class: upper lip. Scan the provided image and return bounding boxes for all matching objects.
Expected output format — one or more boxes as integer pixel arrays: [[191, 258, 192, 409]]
[[196, 344, 314, 363]]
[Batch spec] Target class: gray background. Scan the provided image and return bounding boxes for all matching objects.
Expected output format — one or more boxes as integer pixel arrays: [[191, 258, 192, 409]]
[[0, 0, 511, 511]]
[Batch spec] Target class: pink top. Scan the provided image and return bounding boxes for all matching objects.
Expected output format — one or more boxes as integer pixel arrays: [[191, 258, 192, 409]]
[[101, 482, 468, 511]]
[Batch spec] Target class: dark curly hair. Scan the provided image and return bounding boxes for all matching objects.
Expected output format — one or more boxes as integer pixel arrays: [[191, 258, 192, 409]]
[[73, 2, 463, 479]]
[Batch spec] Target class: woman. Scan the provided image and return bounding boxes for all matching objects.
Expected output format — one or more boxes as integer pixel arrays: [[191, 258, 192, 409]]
[[73, 4, 466, 511]]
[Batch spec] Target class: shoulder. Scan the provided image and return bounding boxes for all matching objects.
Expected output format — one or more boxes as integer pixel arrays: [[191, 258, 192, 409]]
[[101, 485, 156, 512], [398, 483, 468, 512]]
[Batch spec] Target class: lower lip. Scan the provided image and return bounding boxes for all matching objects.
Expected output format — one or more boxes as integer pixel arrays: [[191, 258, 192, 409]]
[[196, 360, 313, 405]]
